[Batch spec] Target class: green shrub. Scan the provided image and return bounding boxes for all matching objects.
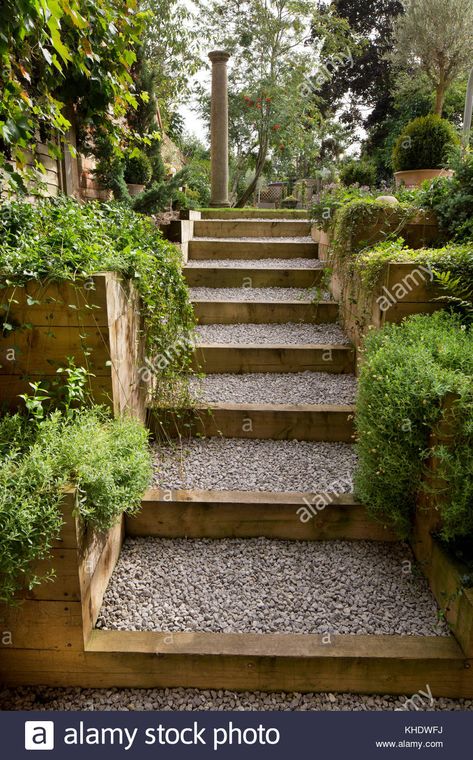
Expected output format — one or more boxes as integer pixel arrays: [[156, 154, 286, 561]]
[[124, 150, 152, 186], [339, 160, 377, 188], [0, 407, 151, 602], [355, 312, 473, 541], [421, 149, 473, 242], [355, 240, 473, 291], [0, 198, 195, 380], [392, 115, 459, 172]]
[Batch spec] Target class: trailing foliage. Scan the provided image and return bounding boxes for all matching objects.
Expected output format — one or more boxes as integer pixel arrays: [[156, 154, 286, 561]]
[[0, 198, 195, 377], [392, 115, 459, 172], [354, 239, 473, 290], [0, 0, 144, 191], [0, 405, 151, 603], [355, 311, 473, 541]]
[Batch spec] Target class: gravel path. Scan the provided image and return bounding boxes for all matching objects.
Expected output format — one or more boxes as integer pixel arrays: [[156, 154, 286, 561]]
[[190, 373, 357, 405], [196, 323, 351, 345], [186, 258, 324, 269], [152, 439, 357, 492], [2, 686, 471, 711], [97, 538, 448, 637], [191, 287, 329, 302]]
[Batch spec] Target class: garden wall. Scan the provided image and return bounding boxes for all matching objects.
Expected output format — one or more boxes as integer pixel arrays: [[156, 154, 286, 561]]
[[0, 273, 146, 420]]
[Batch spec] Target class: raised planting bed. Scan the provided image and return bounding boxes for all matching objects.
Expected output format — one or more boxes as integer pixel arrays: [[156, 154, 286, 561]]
[[0, 273, 146, 419], [335, 260, 446, 348]]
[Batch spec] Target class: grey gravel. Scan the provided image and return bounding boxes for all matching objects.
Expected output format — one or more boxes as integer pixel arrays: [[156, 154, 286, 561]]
[[196, 323, 351, 345], [186, 258, 324, 269], [152, 438, 357, 493], [97, 538, 447, 637], [194, 236, 314, 244], [191, 287, 330, 302], [2, 686, 471, 711], [190, 373, 357, 405]]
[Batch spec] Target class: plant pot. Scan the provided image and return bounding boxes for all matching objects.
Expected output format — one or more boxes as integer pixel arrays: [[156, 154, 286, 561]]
[[281, 199, 298, 209], [126, 183, 145, 197], [394, 169, 454, 189]]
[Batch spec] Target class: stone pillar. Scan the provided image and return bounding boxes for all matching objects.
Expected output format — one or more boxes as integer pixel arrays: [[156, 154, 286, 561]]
[[208, 50, 230, 207]]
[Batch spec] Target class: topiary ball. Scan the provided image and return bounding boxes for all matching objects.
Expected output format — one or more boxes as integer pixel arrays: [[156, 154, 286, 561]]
[[392, 115, 459, 172]]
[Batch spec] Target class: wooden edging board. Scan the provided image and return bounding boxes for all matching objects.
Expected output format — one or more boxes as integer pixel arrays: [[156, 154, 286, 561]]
[[126, 489, 395, 542], [148, 403, 355, 442], [192, 344, 356, 374], [191, 300, 339, 325]]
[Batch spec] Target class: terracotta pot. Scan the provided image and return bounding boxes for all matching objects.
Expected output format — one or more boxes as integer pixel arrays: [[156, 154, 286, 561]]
[[394, 169, 454, 189], [127, 183, 145, 197]]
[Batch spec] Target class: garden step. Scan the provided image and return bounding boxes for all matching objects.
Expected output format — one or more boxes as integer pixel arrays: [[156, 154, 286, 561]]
[[97, 537, 445, 638], [194, 219, 311, 238], [148, 402, 355, 442], [199, 209, 308, 220], [79, 629, 472, 696], [127, 489, 395, 542], [194, 343, 356, 374], [189, 372, 358, 406], [191, 296, 338, 325], [184, 260, 324, 288], [188, 238, 318, 260], [151, 438, 357, 494]]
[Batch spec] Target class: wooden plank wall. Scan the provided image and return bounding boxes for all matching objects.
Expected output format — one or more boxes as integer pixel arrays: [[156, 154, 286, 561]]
[[0, 273, 146, 420]]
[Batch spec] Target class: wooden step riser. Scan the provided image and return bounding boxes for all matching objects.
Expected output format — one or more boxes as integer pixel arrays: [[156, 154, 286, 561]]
[[149, 405, 354, 442], [184, 267, 323, 289], [189, 241, 318, 260], [194, 220, 312, 238], [5, 632, 470, 696], [127, 494, 394, 542], [193, 345, 356, 374], [200, 210, 308, 220], [192, 301, 338, 325]]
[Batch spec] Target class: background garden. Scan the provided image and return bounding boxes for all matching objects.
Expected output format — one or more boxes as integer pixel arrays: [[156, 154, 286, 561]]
[[0, 0, 472, 712]]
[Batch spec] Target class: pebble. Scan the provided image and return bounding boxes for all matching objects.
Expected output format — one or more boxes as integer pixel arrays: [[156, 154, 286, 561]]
[[195, 322, 351, 345], [190, 287, 329, 302], [96, 538, 449, 638], [186, 258, 324, 269], [1, 686, 471, 711], [189, 372, 357, 405], [152, 438, 358, 492]]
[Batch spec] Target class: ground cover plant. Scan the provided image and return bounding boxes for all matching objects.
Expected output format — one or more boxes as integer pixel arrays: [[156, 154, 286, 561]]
[[0, 197, 195, 382], [355, 311, 473, 543], [0, 392, 152, 604]]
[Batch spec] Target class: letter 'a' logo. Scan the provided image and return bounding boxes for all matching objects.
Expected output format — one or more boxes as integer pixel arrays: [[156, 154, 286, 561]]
[[25, 721, 55, 750]]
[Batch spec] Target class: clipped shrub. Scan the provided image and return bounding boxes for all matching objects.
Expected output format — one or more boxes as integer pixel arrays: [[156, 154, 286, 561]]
[[124, 150, 153, 185], [355, 311, 473, 541], [339, 159, 377, 188], [392, 115, 459, 172]]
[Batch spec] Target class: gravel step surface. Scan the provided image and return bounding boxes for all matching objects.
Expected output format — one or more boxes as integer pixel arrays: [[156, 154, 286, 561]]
[[153, 438, 357, 493], [186, 258, 324, 269], [97, 538, 448, 637], [193, 236, 314, 244], [191, 287, 330, 302], [190, 373, 357, 405], [2, 686, 471, 711], [196, 323, 351, 345]]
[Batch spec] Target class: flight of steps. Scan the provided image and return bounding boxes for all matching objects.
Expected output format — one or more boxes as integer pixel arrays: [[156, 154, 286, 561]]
[[93, 210, 472, 698]]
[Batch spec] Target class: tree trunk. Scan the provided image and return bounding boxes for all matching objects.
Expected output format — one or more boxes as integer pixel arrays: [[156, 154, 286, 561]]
[[236, 142, 268, 208], [434, 69, 447, 116]]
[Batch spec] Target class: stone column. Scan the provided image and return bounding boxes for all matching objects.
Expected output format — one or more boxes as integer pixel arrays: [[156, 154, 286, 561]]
[[208, 50, 230, 207]]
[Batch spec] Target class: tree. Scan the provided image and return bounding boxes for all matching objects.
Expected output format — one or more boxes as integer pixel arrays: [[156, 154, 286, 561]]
[[0, 0, 145, 191], [390, 0, 473, 116], [196, 0, 358, 207], [319, 0, 403, 130]]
